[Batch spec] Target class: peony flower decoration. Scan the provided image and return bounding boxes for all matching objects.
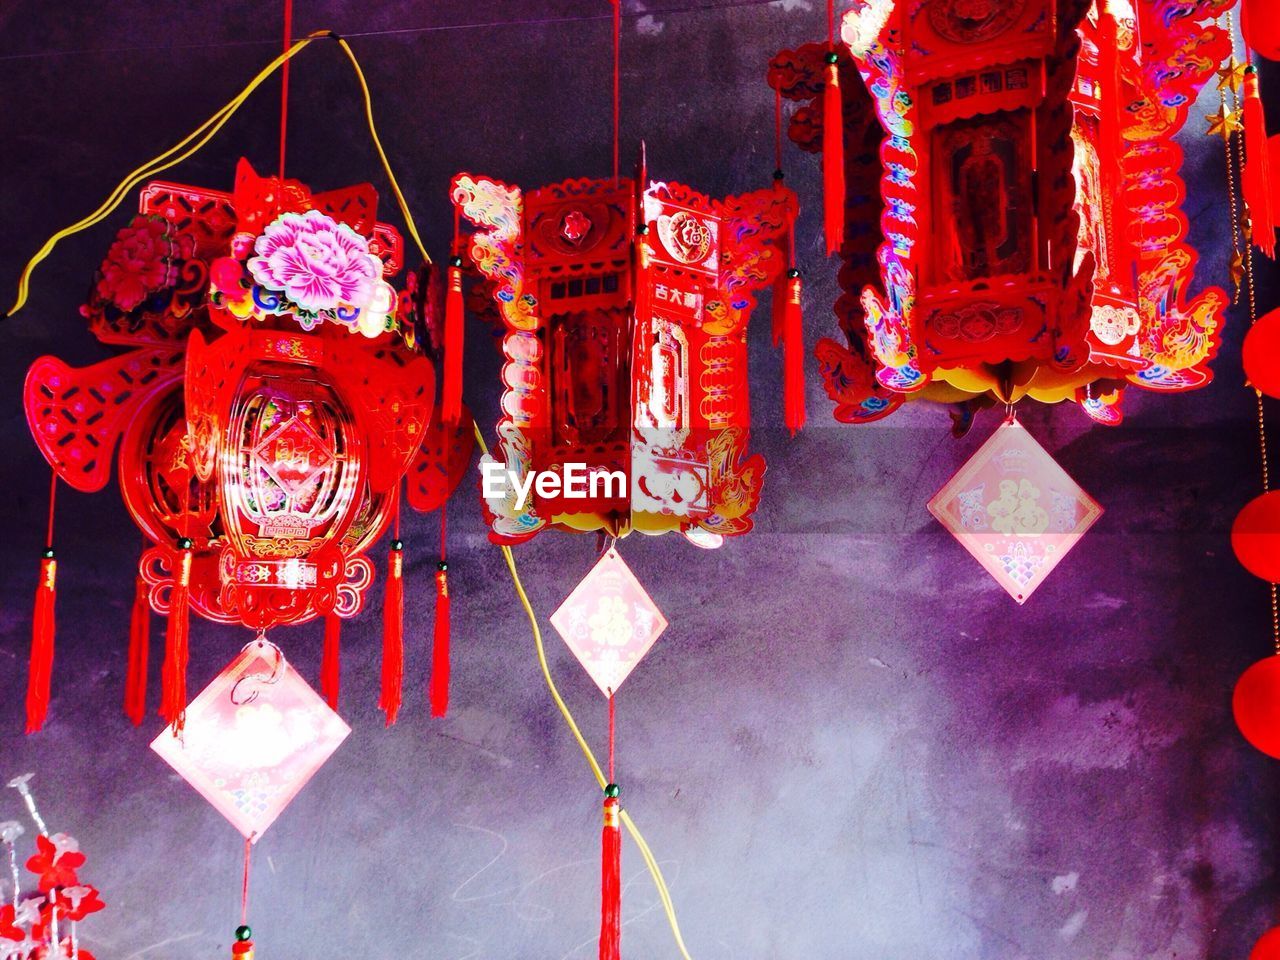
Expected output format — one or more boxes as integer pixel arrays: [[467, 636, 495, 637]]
[[93, 215, 183, 313], [248, 209, 382, 316]]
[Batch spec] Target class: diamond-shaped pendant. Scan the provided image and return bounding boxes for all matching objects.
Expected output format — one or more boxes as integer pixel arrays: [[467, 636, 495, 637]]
[[928, 418, 1102, 604], [151, 642, 350, 841], [550, 548, 668, 697]]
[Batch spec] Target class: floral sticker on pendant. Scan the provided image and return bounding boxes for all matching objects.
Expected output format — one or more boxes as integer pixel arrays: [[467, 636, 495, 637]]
[[928, 418, 1102, 604], [151, 641, 350, 841], [550, 548, 668, 697]]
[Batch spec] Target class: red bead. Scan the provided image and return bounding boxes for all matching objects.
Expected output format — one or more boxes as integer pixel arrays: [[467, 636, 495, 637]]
[[1235, 657, 1280, 758], [1250, 925, 1280, 960], [1232, 492, 1280, 582], [1243, 309, 1280, 399]]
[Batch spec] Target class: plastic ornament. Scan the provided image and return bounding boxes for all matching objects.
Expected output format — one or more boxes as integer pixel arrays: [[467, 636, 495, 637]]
[[1243, 0, 1280, 61], [1234, 656, 1280, 758], [1232, 492, 1280, 582], [1243, 309, 1280, 398]]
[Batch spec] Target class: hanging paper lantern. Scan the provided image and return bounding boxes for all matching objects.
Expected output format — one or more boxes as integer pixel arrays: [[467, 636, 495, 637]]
[[1251, 926, 1280, 960], [1232, 492, 1280, 583], [1234, 655, 1280, 758], [768, 0, 1232, 426], [1243, 308, 1280, 397], [1242, 0, 1280, 61], [22, 159, 471, 730], [451, 164, 797, 545]]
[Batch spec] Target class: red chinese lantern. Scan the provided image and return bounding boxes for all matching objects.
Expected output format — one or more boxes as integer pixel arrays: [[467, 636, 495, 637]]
[[1251, 926, 1280, 960], [1232, 492, 1280, 583], [1243, 0, 1280, 61], [451, 163, 797, 546], [1234, 656, 1280, 758], [769, 0, 1232, 427], [1244, 309, 1280, 398], [22, 159, 472, 732]]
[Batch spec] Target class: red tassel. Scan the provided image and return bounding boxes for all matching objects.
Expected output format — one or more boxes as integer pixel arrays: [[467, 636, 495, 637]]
[[1244, 67, 1277, 259], [380, 540, 405, 726], [25, 552, 57, 734], [321, 612, 341, 710], [443, 258, 465, 425], [822, 55, 845, 256], [160, 541, 192, 733], [599, 788, 621, 960], [429, 563, 451, 717], [124, 571, 150, 727], [782, 270, 806, 434]]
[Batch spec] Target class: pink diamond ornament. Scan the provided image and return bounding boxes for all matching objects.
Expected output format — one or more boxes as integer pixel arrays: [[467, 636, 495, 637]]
[[550, 548, 668, 697], [928, 418, 1102, 604], [151, 642, 350, 841]]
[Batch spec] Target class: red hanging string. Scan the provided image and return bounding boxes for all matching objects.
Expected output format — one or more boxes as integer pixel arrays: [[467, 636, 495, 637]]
[[278, 0, 293, 187], [611, 0, 621, 184], [607, 692, 616, 783], [774, 87, 784, 175], [45, 471, 56, 547], [241, 837, 252, 927]]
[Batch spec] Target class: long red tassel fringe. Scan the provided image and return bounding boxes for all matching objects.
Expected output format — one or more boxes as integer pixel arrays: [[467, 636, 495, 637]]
[[822, 53, 845, 256], [321, 612, 341, 710], [443, 255, 465, 425], [782, 269, 806, 434], [380, 539, 405, 726], [26, 552, 57, 734], [429, 562, 451, 717], [600, 788, 621, 960], [124, 570, 150, 726], [1243, 66, 1277, 260], [161, 540, 193, 733]]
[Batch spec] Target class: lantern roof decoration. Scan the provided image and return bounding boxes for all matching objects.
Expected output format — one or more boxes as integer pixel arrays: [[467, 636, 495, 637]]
[[22, 157, 472, 733], [452, 164, 797, 545], [769, 0, 1234, 427]]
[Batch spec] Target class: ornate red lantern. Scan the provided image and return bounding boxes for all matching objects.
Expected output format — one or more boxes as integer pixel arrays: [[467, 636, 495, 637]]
[[769, 0, 1232, 427], [22, 159, 470, 732], [451, 165, 797, 545]]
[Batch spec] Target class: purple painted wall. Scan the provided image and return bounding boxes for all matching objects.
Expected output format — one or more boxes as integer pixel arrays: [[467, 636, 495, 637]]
[[0, 2, 1277, 958]]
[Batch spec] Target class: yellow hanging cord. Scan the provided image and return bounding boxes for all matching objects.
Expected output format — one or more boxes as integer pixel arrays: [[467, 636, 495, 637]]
[[472, 424, 695, 960], [6, 31, 437, 318], [6, 31, 333, 318], [333, 38, 430, 265]]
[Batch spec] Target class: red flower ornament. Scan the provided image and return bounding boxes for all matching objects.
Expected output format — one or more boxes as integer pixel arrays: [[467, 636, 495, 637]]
[[94, 215, 182, 313], [25, 835, 84, 893], [0, 903, 22, 941]]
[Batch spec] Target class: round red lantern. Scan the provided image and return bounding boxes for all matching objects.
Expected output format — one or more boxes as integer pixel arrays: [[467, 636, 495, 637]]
[[1243, 0, 1280, 61], [1252, 927, 1280, 960], [1234, 656, 1280, 758], [1232, 492, 1280, 582], [1243, 309, 1280, 398]]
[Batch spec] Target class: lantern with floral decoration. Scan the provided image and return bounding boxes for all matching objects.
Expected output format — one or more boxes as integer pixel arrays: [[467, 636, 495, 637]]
[[22, 159, 472, 733]]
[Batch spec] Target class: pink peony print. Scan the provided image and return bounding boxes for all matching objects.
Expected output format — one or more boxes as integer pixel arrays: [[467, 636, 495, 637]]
[[248, 209, 381, 313]]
